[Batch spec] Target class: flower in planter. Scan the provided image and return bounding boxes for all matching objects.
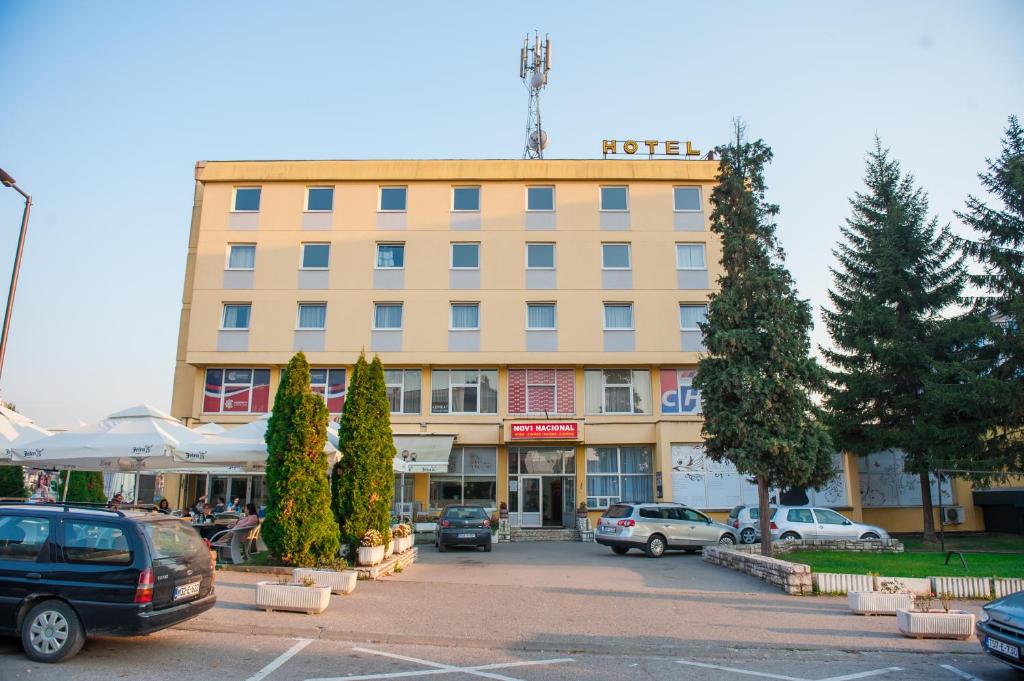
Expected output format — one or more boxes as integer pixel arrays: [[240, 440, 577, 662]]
[[914, 591, 936, 612], [938, 591, 955, 613], [878, 578, 912, 595], [360, 529, 384, 547]]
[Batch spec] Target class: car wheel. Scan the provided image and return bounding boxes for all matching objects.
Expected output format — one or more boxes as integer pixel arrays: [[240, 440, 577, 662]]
[[611, 546, 629, 555], [718, 534, 736, 545], [780, 532, 801, 541], [860, 532, 879, 540], [740, 528, 757, 544], [21, 600, 85, 663], [483, 542, 492, 552], [645, 534, 666, 558], [437, 542, 446, 553]]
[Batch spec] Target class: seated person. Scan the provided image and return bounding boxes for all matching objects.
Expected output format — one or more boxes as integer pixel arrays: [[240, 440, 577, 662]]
[[231, 503, 260, 531], [157, 499, 172, 514], [212, 497, 227, 514]]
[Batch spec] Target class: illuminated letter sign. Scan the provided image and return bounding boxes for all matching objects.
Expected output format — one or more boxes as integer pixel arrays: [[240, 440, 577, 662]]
[[601, 139, 701, 158]]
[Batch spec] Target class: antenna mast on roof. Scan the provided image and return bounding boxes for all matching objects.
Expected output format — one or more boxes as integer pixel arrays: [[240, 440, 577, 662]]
[[520, 32, 551, 159]]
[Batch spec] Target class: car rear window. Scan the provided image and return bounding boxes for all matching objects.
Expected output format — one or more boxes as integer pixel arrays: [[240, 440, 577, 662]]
[[728, 505, 743, 520], [143, 520, 209, 560], [444, 507, 487, 520], [63, 520, 133, 565], [748, 507, 778, 520], [603, 504, 633, 519]]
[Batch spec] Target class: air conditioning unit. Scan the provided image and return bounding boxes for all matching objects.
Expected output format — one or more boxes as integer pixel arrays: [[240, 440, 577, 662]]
[[943, 506, 966, 525]]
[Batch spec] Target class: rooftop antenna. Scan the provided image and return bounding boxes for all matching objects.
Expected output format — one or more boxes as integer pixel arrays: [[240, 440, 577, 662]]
[[520, 32, 551, 159]]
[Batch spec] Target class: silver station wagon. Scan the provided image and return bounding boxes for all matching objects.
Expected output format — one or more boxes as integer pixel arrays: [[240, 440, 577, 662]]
[[595, 502, 738, 557]]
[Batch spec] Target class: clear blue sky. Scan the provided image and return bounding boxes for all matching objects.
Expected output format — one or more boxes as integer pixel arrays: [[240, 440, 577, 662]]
[[0, 1, 1021, 426]]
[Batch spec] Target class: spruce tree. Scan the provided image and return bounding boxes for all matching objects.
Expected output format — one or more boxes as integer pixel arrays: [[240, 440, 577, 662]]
[[332, 353, 396, 556], [0, 466, 27, 498], [263, 351, 340, 566], [55, 471, 106, 504], [956, 115, 1024, 472], [694, 121, 834, 556], [823, 139, 977, 541]]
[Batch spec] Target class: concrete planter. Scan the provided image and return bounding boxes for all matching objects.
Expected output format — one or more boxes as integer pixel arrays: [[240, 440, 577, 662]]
[[875, 576, 931, 595], [393, 535, 410, 553], [847, 591, 914, 615], [896, 609, 975, 640], [255, 581, 331, 614], [408, 532, 415, 548], [384, 541, 394, 559], [292, 568, 357, 595], [357, 545, 385, 566]]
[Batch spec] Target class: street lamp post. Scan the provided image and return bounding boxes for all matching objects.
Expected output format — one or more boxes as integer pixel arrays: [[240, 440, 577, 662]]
[[0, 167, 32, 384]]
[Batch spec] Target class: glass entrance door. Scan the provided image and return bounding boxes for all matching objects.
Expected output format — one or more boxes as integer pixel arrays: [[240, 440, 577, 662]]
[[520, 476, 542, 527]]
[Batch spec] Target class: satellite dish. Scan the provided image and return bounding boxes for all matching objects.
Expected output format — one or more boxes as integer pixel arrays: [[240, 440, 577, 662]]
[[528, 129, 549, 151], [530, 70, 546, 89]]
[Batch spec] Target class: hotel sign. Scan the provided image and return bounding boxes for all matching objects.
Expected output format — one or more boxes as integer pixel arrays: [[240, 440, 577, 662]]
[[602, 139, 701, 158], [509, 422, 580, 440]]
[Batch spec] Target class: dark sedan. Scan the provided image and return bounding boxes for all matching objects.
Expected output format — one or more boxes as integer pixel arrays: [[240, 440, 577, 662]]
[[977, 590, 1024, 672], [436, 505, 492, 552]]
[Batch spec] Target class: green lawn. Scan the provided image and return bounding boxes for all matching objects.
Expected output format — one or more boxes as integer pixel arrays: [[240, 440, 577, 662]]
[[899, 533, 1024, 553], [786, 549, 1024, 578]]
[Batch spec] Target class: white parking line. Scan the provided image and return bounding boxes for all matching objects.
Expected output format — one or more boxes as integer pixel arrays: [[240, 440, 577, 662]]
[[245, 638, 314, 681], [675, 659, 903, 681], [939, 665, 986, 681], [302, 646, 574, 681]]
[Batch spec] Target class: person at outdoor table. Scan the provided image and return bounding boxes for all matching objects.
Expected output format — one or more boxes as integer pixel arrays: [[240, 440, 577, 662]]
[[157, 499, 171, 514], [229, 496, 241, 512], [231, 503, 259, 531], [191, 495, 207, 516], [213, 497, 227, 513], [108, 493, 124, 509]]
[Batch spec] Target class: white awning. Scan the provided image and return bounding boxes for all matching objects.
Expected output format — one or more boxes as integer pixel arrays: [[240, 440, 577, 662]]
[[393, 434, 455, 473]]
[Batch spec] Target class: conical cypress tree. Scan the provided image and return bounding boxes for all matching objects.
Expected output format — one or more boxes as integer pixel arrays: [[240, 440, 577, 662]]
[[0, 466, 27, 498], [263, 351, 340, 566], [823, 139, 980, 541], [332, 353, 396, 556], [694, 121, 834, 556]]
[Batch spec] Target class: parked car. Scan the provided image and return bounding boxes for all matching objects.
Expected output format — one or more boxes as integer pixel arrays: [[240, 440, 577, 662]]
[[727, 504, 778, 544], [769, 506, 889, 541], [596, 502, 738, 557], [977, 590, 1024, 672], [0, 502, 216, 663], [436, 505, 492, 552]]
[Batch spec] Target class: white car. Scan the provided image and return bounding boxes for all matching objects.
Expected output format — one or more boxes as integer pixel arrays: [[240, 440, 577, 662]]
[[770, 506, 889, 541]]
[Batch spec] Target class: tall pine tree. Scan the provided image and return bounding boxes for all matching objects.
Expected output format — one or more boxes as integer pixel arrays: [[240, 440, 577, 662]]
[[823, 139, 977, 541], [332, 353, 395, 556], [956, 115, 1024, 473], [694, 121, 834, 556], [263, 351, 340, 566]]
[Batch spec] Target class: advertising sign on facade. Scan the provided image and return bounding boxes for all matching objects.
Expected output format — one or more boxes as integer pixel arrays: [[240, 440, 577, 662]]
[[661, 369, 702, 415], [509, 422, 579, 440]]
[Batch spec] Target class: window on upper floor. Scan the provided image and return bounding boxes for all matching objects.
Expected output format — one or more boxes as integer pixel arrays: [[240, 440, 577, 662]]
[[603, 303, 633, 330], [221, 303, 251, 330], [385, 369, 422, 414], [297, 302, 327, 330], [602, 243, 631, 269], [526, 243, 555, 269], [233, 187, 261, 212], [680, 304, 708, 330], [379, 186, 407, 212], [507, 368, 575, 416], [373, 303, 403, 330], [301, 243, 330, 269], [526, 303, 556, 330], [452, 186, 480, 212], [431, 369, 498, 414], [527, 186, 555, 211], [450, 302, 480, 330], [310, 367, 346, 413], [306, 187, 334, 212], [451, 243, 480, 269], [376, 243, 405, 269], [676, 243, 706, 269], [674, 186, 702, 212], [203, 368, 271, 413], [584, 369, 652, 415], [226, 244, 256, 270], [600, 186, 628, 211]]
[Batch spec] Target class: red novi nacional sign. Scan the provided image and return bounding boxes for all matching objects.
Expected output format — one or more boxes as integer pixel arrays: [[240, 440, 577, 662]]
[[509, 422, 579, 440]]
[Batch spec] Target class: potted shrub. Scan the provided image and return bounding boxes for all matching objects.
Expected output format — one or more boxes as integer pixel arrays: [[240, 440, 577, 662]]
[[392, 523, 411, 553], [848, 578, 914, 616], [896, 592, 976, 640], [576, 502, 589, 531], [383, 527, 395, 558], [357, 529, 385, 566], [292, 558, 357, 595], [406, 523, 416, 548], [255, 575, 331, 614]]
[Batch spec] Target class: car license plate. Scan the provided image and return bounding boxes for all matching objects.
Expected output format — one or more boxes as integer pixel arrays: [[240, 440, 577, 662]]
[[457, 533, 475, 538], [173, 580, 201, 601], [600, 526, 615, 533], [986, 636, 1020, 659]]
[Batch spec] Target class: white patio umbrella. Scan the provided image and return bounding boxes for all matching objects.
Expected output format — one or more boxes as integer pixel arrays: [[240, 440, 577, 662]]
[[174, 414, 339, 470], [192, 422, 226, 435], [0, 405, 51, 461]]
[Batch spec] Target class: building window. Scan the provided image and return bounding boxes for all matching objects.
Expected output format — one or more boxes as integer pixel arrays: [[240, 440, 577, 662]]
[[601, 243, 631, 269], [301, 243, 330, 269], [603, 303, 633, 330], [452, 186, 480, 212], [203, 368, 271, 413], [450, 243, 480, 269], [674, 186, 701, 212], [526, 243, 555, 269], [233, 187, 261, 212], [586, 446, 654, 509], [306, 187, 334, 212], [221, 303, 251, 330], [680, 304, 708, 330], [297, 302, 327, 330], [374, 303, 403, 330], [226, 244, 256, 270], [310, 367, 346, 413], [429, 447, 497, 511], [450, 302, 480, 330], [600, 186, 628, 211], [526, 303, 556, 330], [676, 244, 706, 269], [508, 368, 575, 415], [431, 369, 498, 414], [379, 186, 407, 212], [385, 369, 422, 414], [376, 243, 405, 269], [527, 186, 555, 211], [584, 369, 652, 414]]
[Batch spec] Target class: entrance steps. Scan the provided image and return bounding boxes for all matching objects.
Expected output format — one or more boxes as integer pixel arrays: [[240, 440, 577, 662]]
[[510, 527, 581, 542]]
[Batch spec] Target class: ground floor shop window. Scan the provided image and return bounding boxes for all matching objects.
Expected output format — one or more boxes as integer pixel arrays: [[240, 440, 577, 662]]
[[586, 446, 653, 509], [428, 447, 497, 512], [508, 447, 576, 527]]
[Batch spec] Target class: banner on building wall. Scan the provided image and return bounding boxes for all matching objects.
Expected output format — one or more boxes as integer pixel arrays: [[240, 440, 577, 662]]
[[660, 369, 703, 415], [509, 422, 579, 440]]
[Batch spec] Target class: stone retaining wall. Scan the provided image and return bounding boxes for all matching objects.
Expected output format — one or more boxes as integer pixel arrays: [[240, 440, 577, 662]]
[[733, 538, 903, 555], [702, 545, 812, 595]]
